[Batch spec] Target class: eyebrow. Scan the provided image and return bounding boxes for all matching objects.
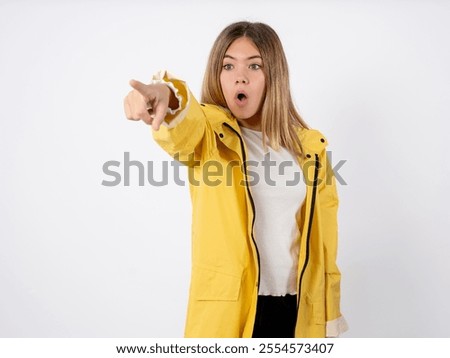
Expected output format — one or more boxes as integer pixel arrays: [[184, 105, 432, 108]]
[[223, 55, 262, 61]]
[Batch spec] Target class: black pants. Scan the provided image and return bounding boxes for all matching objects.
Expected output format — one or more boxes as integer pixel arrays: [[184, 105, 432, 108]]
[[252, 294, 298, 338]]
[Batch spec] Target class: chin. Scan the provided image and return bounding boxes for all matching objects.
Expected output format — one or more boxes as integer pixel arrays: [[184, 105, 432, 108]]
[[233, 110, 258, 120]]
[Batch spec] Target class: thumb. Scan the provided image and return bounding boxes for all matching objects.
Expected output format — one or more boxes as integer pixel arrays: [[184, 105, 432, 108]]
[[151, 102, 168, 131], [129, 79, 148, 95]]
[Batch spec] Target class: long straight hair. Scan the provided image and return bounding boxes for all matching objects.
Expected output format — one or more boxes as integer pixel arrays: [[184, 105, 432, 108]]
[[201, 21, 309, 156]]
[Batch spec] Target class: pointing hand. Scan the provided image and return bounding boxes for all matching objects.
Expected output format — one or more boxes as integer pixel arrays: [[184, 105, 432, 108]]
[[124, 79, 171, 131]]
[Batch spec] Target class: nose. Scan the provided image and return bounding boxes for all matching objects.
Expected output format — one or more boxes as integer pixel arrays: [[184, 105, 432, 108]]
[[235, 69, 248, 84], [235, 77, 247, 84]]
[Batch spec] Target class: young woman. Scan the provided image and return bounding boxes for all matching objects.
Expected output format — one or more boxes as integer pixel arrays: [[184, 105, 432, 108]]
[[124, 21, 348, 338]]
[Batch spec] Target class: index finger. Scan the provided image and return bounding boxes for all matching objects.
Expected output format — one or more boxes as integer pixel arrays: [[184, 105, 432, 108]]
[[129, 79, 148, 95]]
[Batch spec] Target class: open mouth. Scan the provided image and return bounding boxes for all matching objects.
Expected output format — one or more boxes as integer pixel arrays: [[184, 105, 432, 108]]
[[236, 92, 248, 102]]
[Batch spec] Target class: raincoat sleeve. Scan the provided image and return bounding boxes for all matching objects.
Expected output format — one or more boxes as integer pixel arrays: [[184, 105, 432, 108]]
[[149, 70, 189, 129], [317, 144, 349, 337], [150, 71, 216, 163]]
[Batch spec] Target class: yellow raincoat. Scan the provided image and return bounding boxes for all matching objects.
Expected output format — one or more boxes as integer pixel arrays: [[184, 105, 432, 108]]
[[152, 72, 347, 338]]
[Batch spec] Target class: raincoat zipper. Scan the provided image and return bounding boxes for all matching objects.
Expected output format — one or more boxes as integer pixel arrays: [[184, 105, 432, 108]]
[[223, 123, 261, 293], [296, 153, 320, 315]]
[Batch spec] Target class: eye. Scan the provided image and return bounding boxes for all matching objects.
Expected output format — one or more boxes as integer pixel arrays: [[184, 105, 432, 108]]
[[249, 63, 262, 70], [223, 63, 234, 71]]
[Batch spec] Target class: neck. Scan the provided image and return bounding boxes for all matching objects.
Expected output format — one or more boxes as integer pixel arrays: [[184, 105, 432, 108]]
[[237, 112, 262, 131]]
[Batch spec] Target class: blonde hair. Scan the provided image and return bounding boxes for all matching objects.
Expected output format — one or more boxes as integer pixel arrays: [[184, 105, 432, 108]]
[[201, 21, 309, 156]]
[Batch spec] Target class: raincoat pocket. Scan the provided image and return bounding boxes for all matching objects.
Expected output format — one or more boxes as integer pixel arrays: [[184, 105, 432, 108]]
[[191, 264, 242, 301], [306, 294, 326, 325]]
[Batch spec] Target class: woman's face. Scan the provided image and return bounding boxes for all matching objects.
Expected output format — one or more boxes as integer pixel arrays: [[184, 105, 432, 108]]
[[220, 37, 266, 123]]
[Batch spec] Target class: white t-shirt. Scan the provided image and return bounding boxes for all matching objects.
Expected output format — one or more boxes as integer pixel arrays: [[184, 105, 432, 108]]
[[241, 127, 306, 296]]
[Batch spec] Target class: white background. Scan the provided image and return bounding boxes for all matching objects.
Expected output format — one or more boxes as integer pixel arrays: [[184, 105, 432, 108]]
[[1, 0, 449, 338]]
